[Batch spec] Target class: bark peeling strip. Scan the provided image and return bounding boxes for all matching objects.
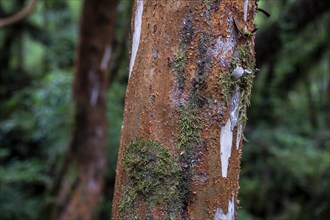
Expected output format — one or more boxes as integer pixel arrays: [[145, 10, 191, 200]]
[[129, 0, 143, 78], [100, 45, 112, 71], [230, 90, 241, 130], [236, 124, 242, 150], [220, 119, 233, 178], [214, 194, 235, 220], [244, 0, 249, 22]]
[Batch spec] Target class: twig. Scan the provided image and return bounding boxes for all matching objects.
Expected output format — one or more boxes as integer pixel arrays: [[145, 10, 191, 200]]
[[0, 0, 38, 28]]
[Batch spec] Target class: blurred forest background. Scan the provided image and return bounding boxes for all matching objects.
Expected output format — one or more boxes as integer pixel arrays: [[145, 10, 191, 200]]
[[0, 0, 329, 219]]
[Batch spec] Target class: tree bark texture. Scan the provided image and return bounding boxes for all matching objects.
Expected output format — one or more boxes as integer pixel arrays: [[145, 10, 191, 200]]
[[55, 0, 117, 219], [112, 0, 256, 219]]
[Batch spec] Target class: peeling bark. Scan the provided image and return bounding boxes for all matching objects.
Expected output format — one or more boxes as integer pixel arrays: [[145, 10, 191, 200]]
[[112, 0, 256, 219], [54, 0, 118, 220]]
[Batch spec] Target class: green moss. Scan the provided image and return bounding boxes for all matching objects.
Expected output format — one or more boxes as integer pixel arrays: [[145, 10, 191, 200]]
[[238, 42, 255, 70], [120, 140, 182, 218], [218, 42, 256, 127], [176, 102, 201, 212], [178, 103, 201, 154], [172, 53, 185, 90], [205, 0, 211, 8], [219, 70, 235, 103], [238, 74, 254, 126]]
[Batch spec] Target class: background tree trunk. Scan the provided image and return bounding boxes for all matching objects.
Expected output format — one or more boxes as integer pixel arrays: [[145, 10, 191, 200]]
[[54, 0, 118, 219], [112, 0, 256, 219]]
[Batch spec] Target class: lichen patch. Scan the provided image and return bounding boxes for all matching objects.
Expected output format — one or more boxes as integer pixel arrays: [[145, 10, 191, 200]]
[[208, 35, 237, 67]]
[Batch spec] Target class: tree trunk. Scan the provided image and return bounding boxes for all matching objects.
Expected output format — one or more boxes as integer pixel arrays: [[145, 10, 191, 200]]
[[112, 0, 256, 219], [54, 0, 117, 219]]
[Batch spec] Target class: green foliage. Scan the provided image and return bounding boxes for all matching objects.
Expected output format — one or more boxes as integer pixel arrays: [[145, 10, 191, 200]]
[[239, 126, 330, 220], [0, 70, 73, 219], [237, 2, 330, 220], [0, 70, 73, 157], [0, 160, 50, 184], [0, 183, 43, 220], [120, 140, 182, 218]]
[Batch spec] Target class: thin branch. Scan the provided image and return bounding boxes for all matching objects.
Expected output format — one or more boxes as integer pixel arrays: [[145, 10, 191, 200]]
[[0, 0, 38, 28]]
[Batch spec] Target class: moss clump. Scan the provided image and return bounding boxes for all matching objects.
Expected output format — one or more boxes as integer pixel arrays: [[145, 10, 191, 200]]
[[177, 102, 201, 213], [172, 53, 185, 90], [205, 0, 211, 8], [178, 103, 201, 157], [120, 140, 182, 218], [218, 42, 256, 127], [238, 42, 255, 70]]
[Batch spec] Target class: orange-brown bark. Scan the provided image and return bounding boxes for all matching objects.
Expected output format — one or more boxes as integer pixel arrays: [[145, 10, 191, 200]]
[[112, 0, 256, 219], [55, 0, 118, 220]]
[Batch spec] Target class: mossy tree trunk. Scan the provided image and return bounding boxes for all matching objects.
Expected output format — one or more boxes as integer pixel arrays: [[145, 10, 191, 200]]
[[112, 0, 256, 219], [54, 0, 118, 219]]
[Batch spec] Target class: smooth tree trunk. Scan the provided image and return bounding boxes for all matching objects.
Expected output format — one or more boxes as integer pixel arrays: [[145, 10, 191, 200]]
[[55, 0, 117, 219], [112, 0, 256, 219]]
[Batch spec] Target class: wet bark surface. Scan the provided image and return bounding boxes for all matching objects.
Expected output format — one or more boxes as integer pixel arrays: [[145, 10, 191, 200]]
[[55, 0, 118, 219], [112, 0, 256, 219]]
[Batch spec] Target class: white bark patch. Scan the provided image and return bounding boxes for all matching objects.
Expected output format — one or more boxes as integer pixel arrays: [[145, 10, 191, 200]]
[[88, 70, 100, 106], [214, 195, 235, 220], [236, 124, 242, 150], [88, 177, 98, 193], [95, 127, 104, 138], [129, 0, 143, 78], [207, 12, 238, 67], [90, 88, 99, 106], [149, 68, 155, 78], [230, 91, 241, 130], [220, 119, 233, 178], [208, 36, 236, 67], [244, 0, 249, 22], [100, 45, 112, 71]]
